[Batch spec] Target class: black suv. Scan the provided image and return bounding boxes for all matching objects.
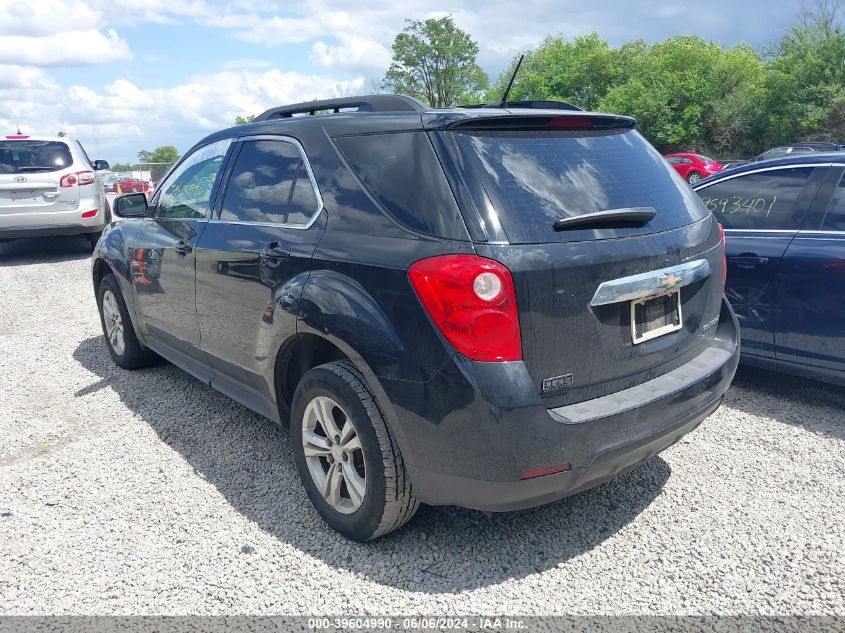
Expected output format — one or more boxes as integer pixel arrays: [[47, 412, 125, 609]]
[[93, 94, 739, 540]]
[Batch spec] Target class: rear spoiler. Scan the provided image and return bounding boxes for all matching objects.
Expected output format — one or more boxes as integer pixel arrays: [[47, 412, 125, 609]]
[[444, 113, 636, 132]]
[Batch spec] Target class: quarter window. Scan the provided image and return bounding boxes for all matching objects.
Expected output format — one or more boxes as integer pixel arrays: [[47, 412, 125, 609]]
[[158, 139, 231, 219], [696, 168, 814, 230], [220, 139, 319, 225], [822, 174, 845, 231], [334, 131, 465, 240]]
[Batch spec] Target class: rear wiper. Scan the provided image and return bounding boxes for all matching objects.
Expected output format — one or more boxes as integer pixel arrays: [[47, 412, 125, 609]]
[[552, 207, 656, 231]]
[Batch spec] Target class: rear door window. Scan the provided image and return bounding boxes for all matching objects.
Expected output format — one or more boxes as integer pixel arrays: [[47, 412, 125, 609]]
[[822, 173, 845, 231], [219, 140, 305, 224], [451, 128, 707, 243], [334, 131, 466, 240], [696, 168, 814, 230], [0, 141, 72, 174]]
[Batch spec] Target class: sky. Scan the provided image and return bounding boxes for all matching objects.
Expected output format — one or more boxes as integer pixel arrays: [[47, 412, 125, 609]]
[[0, 0, 803, 163]]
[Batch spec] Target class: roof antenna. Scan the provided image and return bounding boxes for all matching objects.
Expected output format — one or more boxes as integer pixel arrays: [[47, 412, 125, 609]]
[[16, 124, 21, 135], [497, 54, 525, 108]]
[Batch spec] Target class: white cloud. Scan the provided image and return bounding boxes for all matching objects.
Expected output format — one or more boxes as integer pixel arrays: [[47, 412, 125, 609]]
[[0, 68, 364, 160], [223, 59, 273, 70], [0, 29, 132, 67], [0, 65, 60, 91], [311, 35, 392, 72]]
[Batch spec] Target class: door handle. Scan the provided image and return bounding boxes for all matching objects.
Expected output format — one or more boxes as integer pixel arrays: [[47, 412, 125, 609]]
[[175, 240, 193, 255], [729, 255, 769, 269], [259, 242, 290, 260]]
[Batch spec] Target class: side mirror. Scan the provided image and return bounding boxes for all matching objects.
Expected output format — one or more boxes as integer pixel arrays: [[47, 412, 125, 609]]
[[114, 193, 148, 218], [93, 159, 110, 171]]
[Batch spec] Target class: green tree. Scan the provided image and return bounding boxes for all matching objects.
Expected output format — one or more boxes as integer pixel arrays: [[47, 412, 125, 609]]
[[137, 145, 180, 182], [382, 16, 488, 106], [235, 114, 256, 125], [762, 1, 845, 145], [599, 36, 766, 155], [487, 33, 638, 111], [110, 162, 133, 173]]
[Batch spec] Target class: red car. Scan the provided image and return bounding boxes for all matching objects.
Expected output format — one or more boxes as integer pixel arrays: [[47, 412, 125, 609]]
[[664, 153, 723, 184], [116, 177, 147, 193]]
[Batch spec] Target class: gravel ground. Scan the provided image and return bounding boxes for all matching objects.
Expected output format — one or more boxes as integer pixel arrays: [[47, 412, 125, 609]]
[[0, 236, 843, 616]]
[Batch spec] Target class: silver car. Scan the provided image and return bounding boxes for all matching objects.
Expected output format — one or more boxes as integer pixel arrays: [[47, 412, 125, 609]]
[[0, 134, 111, 247]]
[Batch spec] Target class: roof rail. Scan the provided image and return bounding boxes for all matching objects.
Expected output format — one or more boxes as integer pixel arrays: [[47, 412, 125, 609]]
[[254, 94, 427, 121], [460, 100, 583, 112]]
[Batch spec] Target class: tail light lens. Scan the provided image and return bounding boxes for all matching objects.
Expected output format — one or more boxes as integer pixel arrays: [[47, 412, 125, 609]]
[[60, 171, 95, 187], [718, 223, 727, 294], [408, 254, 522, 362], [81, 209, 98, 218]]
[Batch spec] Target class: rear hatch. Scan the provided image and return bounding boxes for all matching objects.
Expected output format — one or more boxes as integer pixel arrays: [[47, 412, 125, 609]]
[[0, 139, 79, 218], [436, 114, 724, 407]]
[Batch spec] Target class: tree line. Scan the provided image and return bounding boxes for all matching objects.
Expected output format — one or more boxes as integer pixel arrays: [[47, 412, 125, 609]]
[[382, 2, 845, 158]]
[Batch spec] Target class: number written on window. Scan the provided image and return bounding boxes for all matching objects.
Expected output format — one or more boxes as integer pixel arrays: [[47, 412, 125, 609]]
[[695, 168, 813, 230]]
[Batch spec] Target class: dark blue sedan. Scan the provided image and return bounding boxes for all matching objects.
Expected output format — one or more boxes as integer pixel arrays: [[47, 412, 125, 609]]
[[693, 153, 845, 385]]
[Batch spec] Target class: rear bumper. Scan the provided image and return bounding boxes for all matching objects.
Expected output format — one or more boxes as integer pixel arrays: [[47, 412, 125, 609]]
[[413, 397, 721, 511], [0, 223, 104, 239], [0, 196, 105, 239], [406, 298, 739, 511]]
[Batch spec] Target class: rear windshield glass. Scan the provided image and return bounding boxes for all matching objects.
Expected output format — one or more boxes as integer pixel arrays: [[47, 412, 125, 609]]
[[452, 129, 708, 243], [696, 154, 716, 163], [334, 131, 467, 240], [0, 141, 73, 174]]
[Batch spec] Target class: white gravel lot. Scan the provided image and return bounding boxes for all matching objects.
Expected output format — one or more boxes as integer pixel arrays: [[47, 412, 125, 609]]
[[0, 236, 843, 616]]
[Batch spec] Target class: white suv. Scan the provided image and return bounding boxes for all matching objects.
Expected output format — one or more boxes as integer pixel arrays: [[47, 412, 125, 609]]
[[0, 134, 111, 247]]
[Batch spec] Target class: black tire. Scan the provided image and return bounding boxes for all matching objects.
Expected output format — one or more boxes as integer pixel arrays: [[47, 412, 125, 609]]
[[96, 273, 160, 370], [291, 360, 418, 540], [687, 171, 702, 184]]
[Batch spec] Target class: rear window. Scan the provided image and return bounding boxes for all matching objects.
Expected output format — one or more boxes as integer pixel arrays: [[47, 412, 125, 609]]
[[334, 132, 467, 240], [0, 141, 73, 174], [696, 154, 716, 163], [452, 128, 707, 243]]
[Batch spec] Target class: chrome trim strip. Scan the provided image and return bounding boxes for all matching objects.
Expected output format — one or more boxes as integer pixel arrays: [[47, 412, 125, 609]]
[[724, 229, 798, 234], [796, 230, 845, 237], [590, 259, 711, 307], [693, 163, 832, 191]]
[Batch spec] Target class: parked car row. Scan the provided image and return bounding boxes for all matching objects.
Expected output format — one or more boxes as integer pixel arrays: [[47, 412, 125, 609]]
[[5, 100, 843, 543], [103, 175, 153, 194]]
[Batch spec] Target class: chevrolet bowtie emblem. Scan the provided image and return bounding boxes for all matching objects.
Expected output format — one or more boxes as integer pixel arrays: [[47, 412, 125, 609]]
[[659, 272, 682, 289]]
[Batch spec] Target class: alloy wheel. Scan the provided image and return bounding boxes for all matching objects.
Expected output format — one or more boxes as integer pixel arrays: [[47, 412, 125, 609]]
[[302, 395, 366, 514], [102, 289, 125, 356]]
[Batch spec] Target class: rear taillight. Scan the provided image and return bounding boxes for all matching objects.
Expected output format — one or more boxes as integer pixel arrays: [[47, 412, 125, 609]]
[[718, 223, 727, 294], [60, 171, 95, 187], [408, 254, 522, 362]]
